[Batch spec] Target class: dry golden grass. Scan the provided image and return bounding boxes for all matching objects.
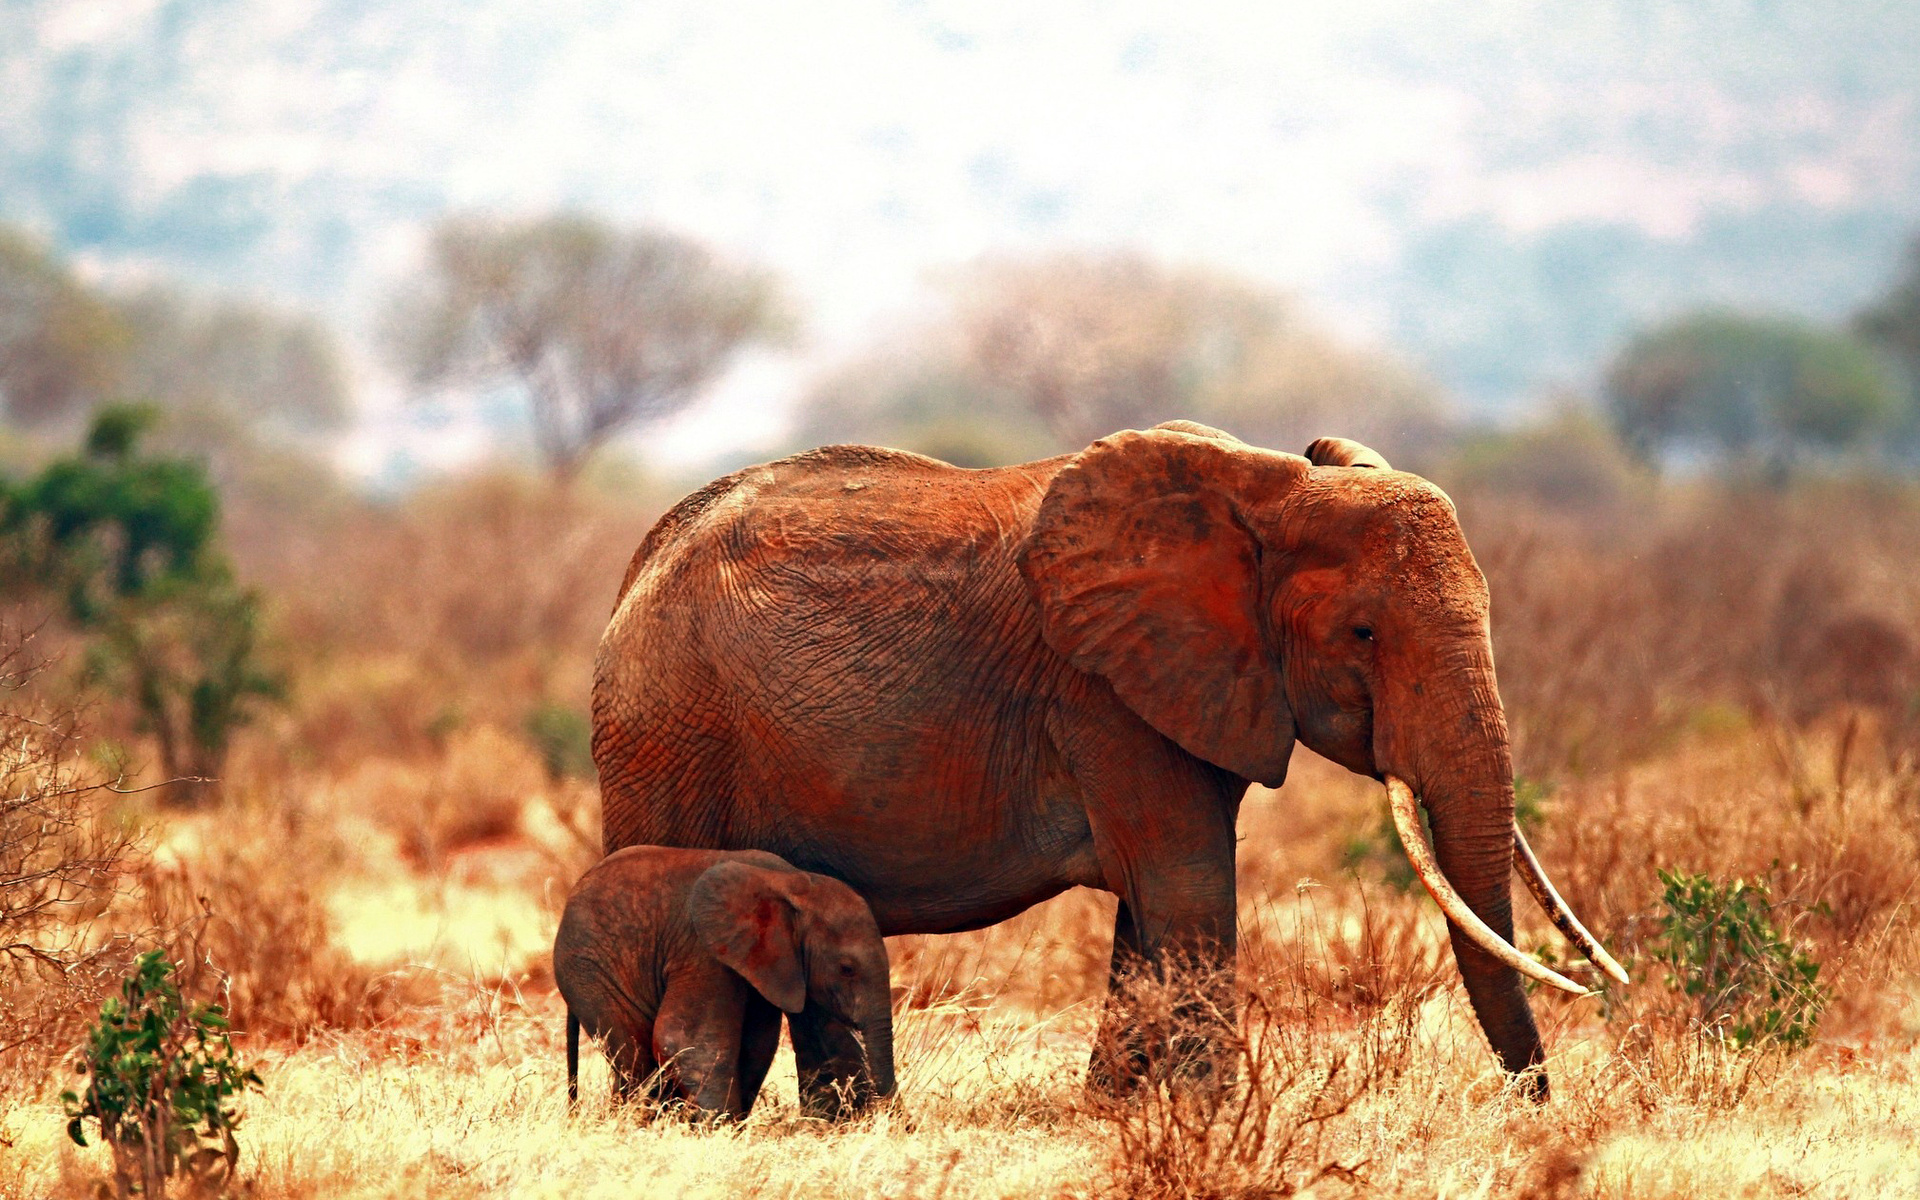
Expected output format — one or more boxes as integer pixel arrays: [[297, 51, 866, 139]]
[[6, 909, 1917, 1198], [7, 730, 1917, 1198]]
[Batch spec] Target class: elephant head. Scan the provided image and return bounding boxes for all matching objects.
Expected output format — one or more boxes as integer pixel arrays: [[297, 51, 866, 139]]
[[1017, 422, 1622, 1086], [687, 861, 897, 1100]]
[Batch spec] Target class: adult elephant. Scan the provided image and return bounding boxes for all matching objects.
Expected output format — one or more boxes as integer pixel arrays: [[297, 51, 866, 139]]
[[591, 421, 1623, 1102]]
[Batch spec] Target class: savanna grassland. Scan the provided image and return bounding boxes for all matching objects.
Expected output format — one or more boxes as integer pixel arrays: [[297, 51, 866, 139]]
[[4, 469, 1920, 1199]]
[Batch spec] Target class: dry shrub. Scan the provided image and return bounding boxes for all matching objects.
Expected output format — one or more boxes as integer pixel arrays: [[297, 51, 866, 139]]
[[227, 474, 656, 811], [407, 724, 546, 861], [265, 472, 649, 677], [1477, 715, 1920, 1128], [1456, 480, 1920, 1070], [1239, 889, 1451, 1024], [1472, 482, 1920, 781], [329, 723, 547, 868], [1526, 722, 1920, 1031], [1082, 957, 1419, 1200], [1601, 1007, 1791, 1114], [0, 941, 150, 1091], [136, 808, 414, 1041], [0, 623, 145, 1077], [287, 655, 463, 769]]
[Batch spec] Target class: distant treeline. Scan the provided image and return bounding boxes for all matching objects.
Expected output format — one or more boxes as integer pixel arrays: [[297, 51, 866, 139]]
[[4, 215, 1920, 492]]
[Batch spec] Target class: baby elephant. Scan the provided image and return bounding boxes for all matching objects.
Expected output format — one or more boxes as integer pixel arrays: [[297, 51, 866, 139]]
[[555, 846, 896, 1119]]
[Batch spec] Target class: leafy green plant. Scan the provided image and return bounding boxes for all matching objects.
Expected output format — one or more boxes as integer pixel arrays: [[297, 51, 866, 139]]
[[1644, 868, 1828, 1049], [85, 573, 283, 804], [2, 405, 283, 804], [524, 700, 594, 782], [62, 950, 263, 1197]]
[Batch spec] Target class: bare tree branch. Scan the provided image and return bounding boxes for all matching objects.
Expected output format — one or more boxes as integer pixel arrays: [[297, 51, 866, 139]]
[[385, 213, 788, 480]]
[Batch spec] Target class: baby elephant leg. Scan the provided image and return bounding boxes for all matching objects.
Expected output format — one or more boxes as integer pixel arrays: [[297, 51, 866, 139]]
[[602, 1023, 660, 1106], [735, 995, 784, 1115], [653, 972, 753, 1119]]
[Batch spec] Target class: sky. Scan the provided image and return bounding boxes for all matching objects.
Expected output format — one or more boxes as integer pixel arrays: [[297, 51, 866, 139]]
[[4, 0, 1918, 482]]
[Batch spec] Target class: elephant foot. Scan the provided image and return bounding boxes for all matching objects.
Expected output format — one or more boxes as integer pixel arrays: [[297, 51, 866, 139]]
[[789, 1009, 883, 1121], [1514, 1065, 1550, 1104], [798, 1071, 879, 1120], [1087, 985, 1238, 1101], [1086, 1034, 1233, 1100]]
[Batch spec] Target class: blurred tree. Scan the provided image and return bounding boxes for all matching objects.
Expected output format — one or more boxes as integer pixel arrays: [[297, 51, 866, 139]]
[[1439, 400, 1647, 511], [1, 405, 282, 806], [1198, 312, 1445, 464], [0, 227, 130, 429], [801, 251, 1440, 464], [1853, 232, 1920, 455], [796, 329, 1053, 466], [1604, 311, 1901, 471], [0, 224, 352, 454], [953, 253, 1278, 446], [1854, 233, 1920, 378], [118, 288, 351, 437], [386, 214, 787, 481], [953, 252, 1439, 454]]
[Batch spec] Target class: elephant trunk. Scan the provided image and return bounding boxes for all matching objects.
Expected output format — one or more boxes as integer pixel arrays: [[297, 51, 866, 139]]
[[1422, 778, 1547, 1091], [1389, 660, 1548, 1097], [862, 1007, 897, 1101]]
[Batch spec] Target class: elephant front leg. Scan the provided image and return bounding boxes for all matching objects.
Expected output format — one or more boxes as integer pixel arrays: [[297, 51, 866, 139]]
[[598, 1021, 661, 1106], [653, 972, 754, 1119], [788, 1006, 879, 1120], [1088, 899, 1147, 1094], [735, 995, 784, 1117], [1088, 873, 1239, 1097], [1066, 723, 1245, 1097]]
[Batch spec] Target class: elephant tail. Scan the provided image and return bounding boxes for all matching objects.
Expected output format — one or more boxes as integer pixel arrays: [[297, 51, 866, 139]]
[[566, 1008, 580, 1111]]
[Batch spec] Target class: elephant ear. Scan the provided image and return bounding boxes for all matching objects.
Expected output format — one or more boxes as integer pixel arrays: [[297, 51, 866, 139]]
[[1304, 436, 1390, 470], [687, 862, 808, 1013], [1017, 426, 1305, 785]]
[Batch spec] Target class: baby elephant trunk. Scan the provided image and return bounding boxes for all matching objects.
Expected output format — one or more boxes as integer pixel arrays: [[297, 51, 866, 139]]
[[862, 1003, 896, 1101]]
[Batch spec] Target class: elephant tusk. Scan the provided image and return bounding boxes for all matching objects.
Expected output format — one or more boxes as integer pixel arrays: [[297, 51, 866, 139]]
[[1385, 775, 1591, 998], [1513, 824, 1630, 986]]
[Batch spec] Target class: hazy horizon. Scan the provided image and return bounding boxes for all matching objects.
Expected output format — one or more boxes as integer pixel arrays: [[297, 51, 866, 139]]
[[5, 0, 1917, 483]]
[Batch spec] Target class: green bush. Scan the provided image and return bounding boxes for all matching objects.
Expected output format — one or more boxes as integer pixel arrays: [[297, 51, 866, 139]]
[[1645, 868, 1828, 1049], [62, 950, 263, 1197], [2, 405, 282, 804], [84, 573, 283, 804], [524, 700, 595, 782]]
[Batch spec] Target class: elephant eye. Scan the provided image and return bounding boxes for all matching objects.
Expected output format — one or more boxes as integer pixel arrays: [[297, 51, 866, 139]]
[[839, 962, 859, 978], [1352, 625, 1375, 642]]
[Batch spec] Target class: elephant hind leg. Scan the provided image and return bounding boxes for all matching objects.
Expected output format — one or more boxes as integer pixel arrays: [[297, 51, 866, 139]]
[[567, 1010, 580, 1110], [602, 1024, 661, 1108]]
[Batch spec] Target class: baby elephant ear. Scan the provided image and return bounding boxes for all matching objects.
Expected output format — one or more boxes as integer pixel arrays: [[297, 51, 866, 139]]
[[1304, 437, 1391, 470], [687, 862, 808, 1013]]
